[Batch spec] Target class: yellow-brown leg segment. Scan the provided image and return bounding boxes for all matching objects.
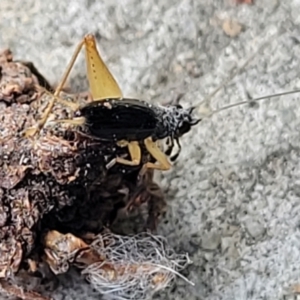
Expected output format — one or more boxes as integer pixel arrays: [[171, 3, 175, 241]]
[[25, 39, 86, 137], [106, 141, 141, 169], [141, 137, 171, 173], [34, 86, 81, 111]]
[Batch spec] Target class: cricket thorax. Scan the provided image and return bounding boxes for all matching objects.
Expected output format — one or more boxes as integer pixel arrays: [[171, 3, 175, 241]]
[[154, 105, 198, 139]]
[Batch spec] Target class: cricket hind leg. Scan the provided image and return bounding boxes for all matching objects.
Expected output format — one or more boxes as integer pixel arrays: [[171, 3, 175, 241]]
[[84, 34, 122, 101], [25, 39, 86, 137], [24, 87, 82, 137], [25, 34, 123, 137], [106, 140, 142, 169]]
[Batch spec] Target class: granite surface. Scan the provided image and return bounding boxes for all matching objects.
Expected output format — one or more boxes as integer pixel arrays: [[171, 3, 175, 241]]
[[1, 0, 300, 299]]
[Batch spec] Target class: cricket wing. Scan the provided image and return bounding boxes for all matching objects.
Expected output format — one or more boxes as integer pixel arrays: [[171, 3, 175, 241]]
[[81, 100, 158, 141]]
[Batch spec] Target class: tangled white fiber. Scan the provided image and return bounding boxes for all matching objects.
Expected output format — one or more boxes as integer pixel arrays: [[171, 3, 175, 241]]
[[82, 232, 193, 300]]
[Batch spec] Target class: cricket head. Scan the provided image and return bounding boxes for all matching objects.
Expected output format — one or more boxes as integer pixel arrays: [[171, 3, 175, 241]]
[[160, 104, 201, 140]]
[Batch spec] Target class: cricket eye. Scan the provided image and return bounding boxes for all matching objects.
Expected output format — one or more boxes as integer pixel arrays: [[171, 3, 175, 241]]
[[178, 122, 191, 136]]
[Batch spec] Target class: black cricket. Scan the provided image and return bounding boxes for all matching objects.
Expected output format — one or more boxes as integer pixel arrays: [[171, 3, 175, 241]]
[[75, 98, 200, 161]]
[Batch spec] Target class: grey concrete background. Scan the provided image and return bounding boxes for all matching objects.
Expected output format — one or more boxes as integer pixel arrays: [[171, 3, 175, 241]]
[[1, 0, 300, 299]]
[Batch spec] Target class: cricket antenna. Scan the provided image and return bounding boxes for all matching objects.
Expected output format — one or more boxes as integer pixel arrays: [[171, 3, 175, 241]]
[[190, 28, 289, 120], [198, 89, 300, 119]]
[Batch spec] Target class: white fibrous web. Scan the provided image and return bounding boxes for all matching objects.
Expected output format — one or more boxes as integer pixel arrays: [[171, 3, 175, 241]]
[[82, 232, 193, 300]]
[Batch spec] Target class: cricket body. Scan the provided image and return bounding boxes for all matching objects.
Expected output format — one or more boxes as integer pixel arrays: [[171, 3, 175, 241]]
[[26, 34, 200, 173], [76, 98, 200, 167]]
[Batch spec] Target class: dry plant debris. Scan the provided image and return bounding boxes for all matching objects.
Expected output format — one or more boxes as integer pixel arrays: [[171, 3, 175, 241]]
[[44, 230, 191, 300], [0, 48, 190, 299], [222, 19, 243, 37], [233, 0, 254, 4]]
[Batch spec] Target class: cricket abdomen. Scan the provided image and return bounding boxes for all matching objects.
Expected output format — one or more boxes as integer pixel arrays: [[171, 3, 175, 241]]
[[79, 98, 160, 141]]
